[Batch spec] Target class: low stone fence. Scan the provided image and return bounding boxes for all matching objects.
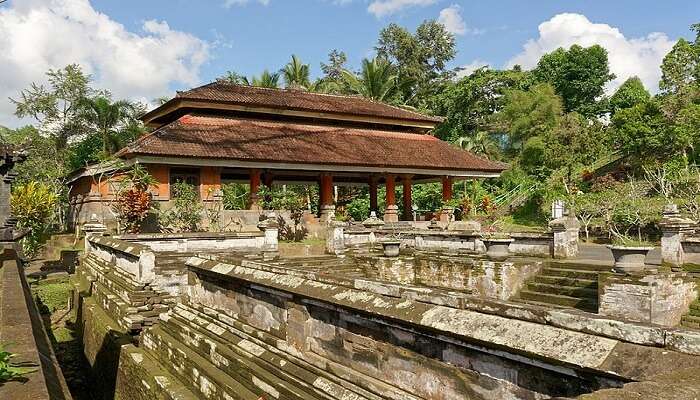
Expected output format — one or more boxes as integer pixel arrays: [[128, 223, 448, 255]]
[[598, 272, 698, 327], [342, 226, 563, 259], [118, 230, 272, 253], [0, 248, 71, 400], [88, 235, 156, 284]]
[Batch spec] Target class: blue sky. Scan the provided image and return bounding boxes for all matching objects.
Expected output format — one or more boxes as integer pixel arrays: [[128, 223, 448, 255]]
[[91, 0, 700, 82], [0, 0, 698, 127]]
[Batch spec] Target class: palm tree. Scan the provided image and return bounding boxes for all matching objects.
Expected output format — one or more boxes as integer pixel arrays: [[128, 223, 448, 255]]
[[455, 132, 499, 158], [282, 55, 311, 90], [341, 57, 398, 102], [243, 70, 280, 88], [79, 96, 137, 154]]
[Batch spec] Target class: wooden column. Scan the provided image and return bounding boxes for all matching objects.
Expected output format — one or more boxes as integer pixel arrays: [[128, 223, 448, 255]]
[[249, 168, 262, 210], [320, 173, 334, 206], [442, 176, 453, 202], [369, 176, 378, 212], [402, 175, 413, 221], [384, 174, 398, 222], [263, 172, 274, 204]]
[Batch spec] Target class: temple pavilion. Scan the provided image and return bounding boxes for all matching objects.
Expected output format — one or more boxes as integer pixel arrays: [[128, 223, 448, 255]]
[[67, 82, 506, 229]]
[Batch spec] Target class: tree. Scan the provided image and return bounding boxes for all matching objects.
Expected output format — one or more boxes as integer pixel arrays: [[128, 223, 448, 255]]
[[609, 77, 650, 114], [78, 96, 141, 155], [376, 20, 456, 105], [533, 45, 615, 116], [282, 55, 311, 90], [612, 100, 677, 161], [320, 49, 348, 82], [342, 58, 399, 102], [659, 38, 700, 95], [245, 70, 280, 88], [11, 64, 92, 149], [217, 70, 247, 85], [455, 132, 499, 159], [11, 181, 58, 257], [495, 83, 563, 150], [430, 67, 531, 141]]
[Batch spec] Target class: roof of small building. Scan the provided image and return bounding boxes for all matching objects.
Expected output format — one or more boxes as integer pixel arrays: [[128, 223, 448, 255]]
[[117, 114, 507, 174], [142, 82, 443, 128]]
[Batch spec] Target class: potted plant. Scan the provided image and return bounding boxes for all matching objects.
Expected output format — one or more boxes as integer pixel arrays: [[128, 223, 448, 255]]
[[607, 236, 654, 273]]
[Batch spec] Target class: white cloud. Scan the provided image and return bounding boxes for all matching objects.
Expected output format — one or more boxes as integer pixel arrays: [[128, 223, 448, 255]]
[[456, 59, 490, 78], [438, 5, 466, 35], [0, 0, 210, 127], [368, 0, 437, 18], [223, 0, 270, 8], [507, 13, 676, 94]]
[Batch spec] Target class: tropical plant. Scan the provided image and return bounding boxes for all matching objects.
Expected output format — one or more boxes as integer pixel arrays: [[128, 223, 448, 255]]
[[11, 181, 58, 257], [455, 132, 499, 158], [282, 55, 311, 90], [78, 96, 139, 155], [111, 164, 156, 234], [342, 58, 399, 102], [159, 181, 203, 232], [244, 70, 280, 88], [0, 344, 36, 382]]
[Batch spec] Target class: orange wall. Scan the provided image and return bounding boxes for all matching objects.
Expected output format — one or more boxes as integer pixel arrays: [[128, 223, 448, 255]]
[[147, 164, 170, 201], [200, 166, 222, 200]]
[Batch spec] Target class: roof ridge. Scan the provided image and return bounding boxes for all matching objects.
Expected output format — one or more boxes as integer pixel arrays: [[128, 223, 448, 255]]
[[188, 81, 442, 122]]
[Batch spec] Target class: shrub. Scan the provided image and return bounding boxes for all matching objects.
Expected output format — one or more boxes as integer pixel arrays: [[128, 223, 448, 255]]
[[0, 344, 36, 382], [11, 181, 58, 257], [160, 182, 203, 232], [111, 164, 156, 234], [222, 183, 249, 210]]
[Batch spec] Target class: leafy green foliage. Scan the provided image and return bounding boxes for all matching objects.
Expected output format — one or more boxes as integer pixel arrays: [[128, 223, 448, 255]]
[[0, 344, 36, 382], [376, 20, 456, 106], [11, 182, 58, 257], [222, 183, 250, 210], [342, 57, 400, 102], [282, 55, 311, 90], [160, 182, 203, 232], [533, 44, 614, 116], [609, 77, 651, 114]]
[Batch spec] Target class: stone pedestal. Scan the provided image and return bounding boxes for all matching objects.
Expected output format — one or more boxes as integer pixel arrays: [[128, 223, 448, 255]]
[[549, 215, 580, 259], [362, 212, 385, 229], [326, 220, 346, 255], [257, 212, 279, 253], [439, 206, 454, 224], [659, 204, 695, 268], [383, 205, 399, 223], [319, 205, 336, 225]]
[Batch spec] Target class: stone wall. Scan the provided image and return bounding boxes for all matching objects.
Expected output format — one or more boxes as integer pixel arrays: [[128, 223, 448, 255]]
[[598, 272, 698, 327], [0, 249, 72, 400]]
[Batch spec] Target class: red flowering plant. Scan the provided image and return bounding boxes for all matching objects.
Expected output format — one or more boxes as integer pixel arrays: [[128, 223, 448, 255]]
[[111, 163, 157, 234]]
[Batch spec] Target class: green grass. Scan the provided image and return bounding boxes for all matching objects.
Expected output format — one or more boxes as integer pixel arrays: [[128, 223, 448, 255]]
[[30, 276, 72, 313]]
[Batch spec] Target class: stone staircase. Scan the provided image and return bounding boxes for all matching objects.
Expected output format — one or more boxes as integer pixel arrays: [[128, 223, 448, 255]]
[[517, 263, 605, 313]]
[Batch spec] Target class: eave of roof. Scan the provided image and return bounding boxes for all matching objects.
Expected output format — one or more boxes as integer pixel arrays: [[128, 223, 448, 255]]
[[118, 114, 507, 175]]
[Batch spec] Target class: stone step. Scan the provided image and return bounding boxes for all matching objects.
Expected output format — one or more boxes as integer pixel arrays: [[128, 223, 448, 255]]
[[681, 315, 700, 329], [526, 282, 598, 299], [518, 290, 598, 313], [534, 275, 598, 288], [546, 262, 613, 272], [541, 268, 600, 280]]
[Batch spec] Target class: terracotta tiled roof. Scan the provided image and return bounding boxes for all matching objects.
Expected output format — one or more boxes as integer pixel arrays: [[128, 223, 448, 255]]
[[148, 82, 443, 125], [118, 115, 506, 173]]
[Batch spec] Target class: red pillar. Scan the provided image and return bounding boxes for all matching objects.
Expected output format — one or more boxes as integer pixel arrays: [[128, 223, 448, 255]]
[[249, 168, 261, 209], [320, 173, 333, 206], [385, 174, 396, 206], [442, 176, 453, 202], [402, 175, 413, 221], [369, 176, 378, 212], [384, 174, 398, 222]]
